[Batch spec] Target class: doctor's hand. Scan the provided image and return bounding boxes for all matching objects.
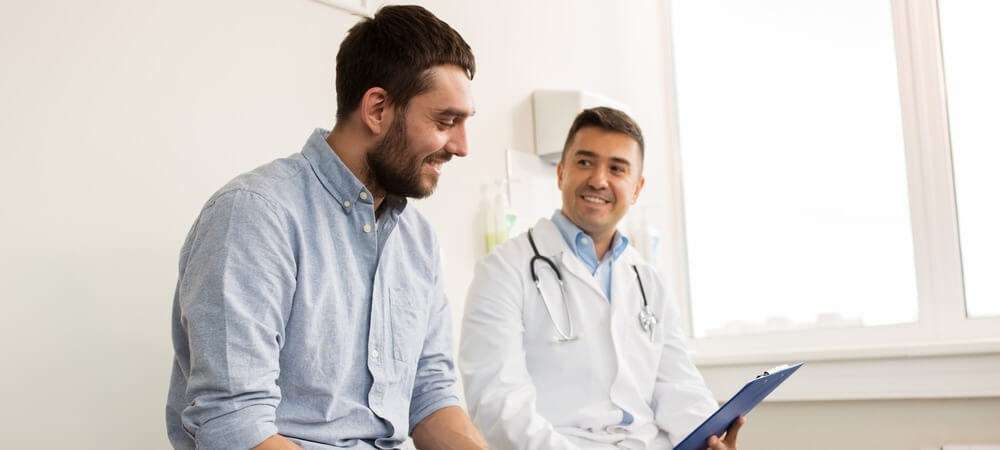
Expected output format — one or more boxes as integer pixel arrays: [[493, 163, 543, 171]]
[[706, 416, 746, 450]]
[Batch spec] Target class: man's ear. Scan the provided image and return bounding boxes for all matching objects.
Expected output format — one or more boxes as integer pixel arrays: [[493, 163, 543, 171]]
[[632, 175, 645, 204], [359, 87, 393, 135], [555, 159, 565, 189]]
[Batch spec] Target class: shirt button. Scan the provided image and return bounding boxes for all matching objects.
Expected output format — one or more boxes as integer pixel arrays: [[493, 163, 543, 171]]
[[342, 200, 351, 208], [363, 223, 372, 233], [359, 191, 369, 200], [370, 349, 380, 359]]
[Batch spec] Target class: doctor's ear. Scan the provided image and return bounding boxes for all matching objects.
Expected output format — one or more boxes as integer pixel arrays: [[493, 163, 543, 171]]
[[358, 87, 393, 136], [632, 175, 645, 204]]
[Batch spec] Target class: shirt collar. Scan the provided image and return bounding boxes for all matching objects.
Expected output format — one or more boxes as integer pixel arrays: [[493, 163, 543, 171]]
[[301, 128, 407, 216], [550, 209, 629, 267]]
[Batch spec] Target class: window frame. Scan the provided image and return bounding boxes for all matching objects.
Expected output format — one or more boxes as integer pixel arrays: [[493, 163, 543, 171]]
[[664, 0, 1000, 400]]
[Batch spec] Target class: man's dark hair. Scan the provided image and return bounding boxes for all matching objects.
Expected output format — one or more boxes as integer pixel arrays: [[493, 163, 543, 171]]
[[561, 106, 645, 164], [335, 5, 476, 121]]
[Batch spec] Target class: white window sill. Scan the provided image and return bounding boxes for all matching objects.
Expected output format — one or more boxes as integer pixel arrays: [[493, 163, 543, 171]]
[[693, 339, 1000, 401]]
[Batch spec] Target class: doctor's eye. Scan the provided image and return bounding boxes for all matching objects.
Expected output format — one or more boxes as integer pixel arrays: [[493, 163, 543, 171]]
[[576, 159, 593, 167]]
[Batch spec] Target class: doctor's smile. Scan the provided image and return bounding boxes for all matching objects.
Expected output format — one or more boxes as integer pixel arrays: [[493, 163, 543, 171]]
[[580, 192, 614, 205]]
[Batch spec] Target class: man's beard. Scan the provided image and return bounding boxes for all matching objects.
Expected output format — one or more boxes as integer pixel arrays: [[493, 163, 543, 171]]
[[366, 114, 447, 199]]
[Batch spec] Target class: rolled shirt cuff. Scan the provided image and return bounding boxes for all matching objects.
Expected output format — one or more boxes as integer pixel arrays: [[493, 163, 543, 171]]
[[409, 393, 462, 433], [194, 404, 278, 450]]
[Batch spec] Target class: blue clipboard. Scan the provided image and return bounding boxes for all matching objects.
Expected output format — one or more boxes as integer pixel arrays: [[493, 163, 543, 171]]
[[673, 362, 805, 450]]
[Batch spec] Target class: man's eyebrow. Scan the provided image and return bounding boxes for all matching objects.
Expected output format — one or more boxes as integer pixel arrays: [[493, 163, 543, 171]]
[[571, 149, 633, 167], [434, 107, 475, 118], [609, 156, 632, 167]]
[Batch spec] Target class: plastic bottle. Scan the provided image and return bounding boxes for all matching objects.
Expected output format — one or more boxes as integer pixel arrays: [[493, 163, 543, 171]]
[[484, 179, 518, 253]]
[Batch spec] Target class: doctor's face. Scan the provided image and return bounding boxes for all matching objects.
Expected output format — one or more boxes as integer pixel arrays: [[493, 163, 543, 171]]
[[557, 126, 645, 240]]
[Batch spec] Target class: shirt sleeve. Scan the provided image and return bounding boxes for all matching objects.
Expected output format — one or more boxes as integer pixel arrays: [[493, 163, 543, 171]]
[[408, 248, 462, 431], [459, 250, 582, 450], [177, 189, 296, 450], [649, 267, 718, 443]]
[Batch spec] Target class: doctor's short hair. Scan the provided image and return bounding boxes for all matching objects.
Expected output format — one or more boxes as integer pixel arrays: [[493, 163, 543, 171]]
[[561, 106, 645, 166], [335, 5, 476, 121]]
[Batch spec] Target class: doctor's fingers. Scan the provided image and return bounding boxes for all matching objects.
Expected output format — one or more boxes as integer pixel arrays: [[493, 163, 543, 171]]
[[722, 416, 747, 448], [706, 435, 729, 450]]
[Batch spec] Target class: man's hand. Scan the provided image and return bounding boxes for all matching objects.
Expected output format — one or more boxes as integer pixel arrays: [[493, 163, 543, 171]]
[[252, 434, 304, 450], [706, 416, 746, 450], [411, 406, 489, 450]]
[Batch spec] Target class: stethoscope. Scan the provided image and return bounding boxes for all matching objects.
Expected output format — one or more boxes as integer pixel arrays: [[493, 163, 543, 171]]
[[527, 228, 658, 343]]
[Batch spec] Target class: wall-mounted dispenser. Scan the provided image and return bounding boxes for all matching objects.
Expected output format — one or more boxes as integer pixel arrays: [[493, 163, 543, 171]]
[[531, 90, 630, 164]]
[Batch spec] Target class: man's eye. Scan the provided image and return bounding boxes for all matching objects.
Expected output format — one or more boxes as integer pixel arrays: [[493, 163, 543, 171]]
[[577, 160, 592, 167], [438, 120, 455, 129], [612, 166, 626, 174]]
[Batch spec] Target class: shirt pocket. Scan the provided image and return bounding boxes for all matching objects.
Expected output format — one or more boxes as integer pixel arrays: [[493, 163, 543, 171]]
[[388, 287, 429, 363]]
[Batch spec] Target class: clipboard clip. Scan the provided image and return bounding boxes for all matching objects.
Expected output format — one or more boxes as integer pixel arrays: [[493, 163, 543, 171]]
[[755, 363, 800, 379]]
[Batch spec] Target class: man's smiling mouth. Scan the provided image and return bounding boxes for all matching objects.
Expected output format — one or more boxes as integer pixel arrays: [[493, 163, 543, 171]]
[[581, 194, 611, 204]]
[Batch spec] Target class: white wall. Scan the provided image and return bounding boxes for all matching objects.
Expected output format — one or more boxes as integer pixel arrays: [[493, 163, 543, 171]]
[[744, 399, 1000, 450], [1, 1, 996, 449], [0, 0, 677, 447], [0, 1, 359, 447]]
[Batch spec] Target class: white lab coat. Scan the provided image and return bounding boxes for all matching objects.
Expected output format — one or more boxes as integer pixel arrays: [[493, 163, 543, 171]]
[[459, 217, 717, 450]]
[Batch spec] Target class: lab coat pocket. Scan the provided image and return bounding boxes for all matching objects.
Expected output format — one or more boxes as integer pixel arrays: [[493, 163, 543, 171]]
[[388, 287, 429, 363]]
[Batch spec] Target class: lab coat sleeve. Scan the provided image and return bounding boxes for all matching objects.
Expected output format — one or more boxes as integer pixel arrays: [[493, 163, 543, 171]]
[[650, 270, 718, 444], [459, 250, 582, 450]]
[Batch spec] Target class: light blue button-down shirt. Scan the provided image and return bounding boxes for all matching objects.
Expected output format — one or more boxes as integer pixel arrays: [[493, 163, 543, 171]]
[[166, 129, 459, 450], [550, 210, 629, 301]]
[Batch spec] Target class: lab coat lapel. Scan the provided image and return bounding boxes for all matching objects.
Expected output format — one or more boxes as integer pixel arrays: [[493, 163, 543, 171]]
[[608, 250, 661, 432], [609, 251, 654, 351], [530, 218, 607, 302], [608, 253, 639, 358], [560, 252, 607, 301]]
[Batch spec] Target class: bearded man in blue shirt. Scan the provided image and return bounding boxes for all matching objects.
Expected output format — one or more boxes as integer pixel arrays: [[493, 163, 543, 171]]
[[165, 5, 485, 450]]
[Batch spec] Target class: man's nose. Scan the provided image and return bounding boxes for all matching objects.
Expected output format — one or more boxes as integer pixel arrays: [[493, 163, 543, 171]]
[[445, 123, 469, 157], [587, 167, 609, 189]]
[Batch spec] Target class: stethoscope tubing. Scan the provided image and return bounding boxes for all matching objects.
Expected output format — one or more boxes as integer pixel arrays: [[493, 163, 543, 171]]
[[528, 229, 577, 342], [527, 227, 653, 343]]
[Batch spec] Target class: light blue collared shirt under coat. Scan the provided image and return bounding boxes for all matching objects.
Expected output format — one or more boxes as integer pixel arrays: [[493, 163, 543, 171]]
[[166, 129, 459, 450], [550, 210, 630, 301]]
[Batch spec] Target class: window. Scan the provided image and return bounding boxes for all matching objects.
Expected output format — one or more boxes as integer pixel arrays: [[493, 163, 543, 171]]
[[938, 1, 1000, 318], [671, 0, 918, 339], [664, 1, 1000, 398]]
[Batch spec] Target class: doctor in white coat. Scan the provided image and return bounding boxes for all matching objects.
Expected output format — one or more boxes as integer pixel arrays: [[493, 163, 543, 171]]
[[459, 107, 744, 450]]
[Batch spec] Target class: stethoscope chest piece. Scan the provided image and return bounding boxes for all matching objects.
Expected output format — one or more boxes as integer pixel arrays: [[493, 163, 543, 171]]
[[632, 265, 657, 343], [638, 307, 657, 343]]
